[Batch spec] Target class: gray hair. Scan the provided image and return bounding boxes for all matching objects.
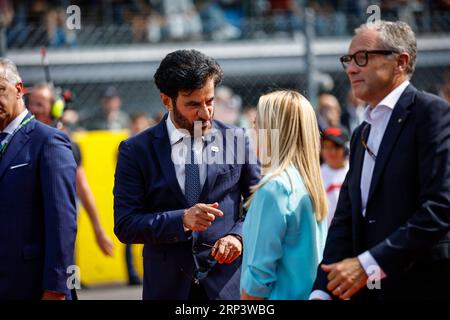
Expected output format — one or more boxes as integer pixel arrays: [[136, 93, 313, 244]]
[[0, 58, 22, 84], [355, 21, 417, 77]]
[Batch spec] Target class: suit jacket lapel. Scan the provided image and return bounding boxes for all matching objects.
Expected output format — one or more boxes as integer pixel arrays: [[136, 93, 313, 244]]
[[152, 114, 187, 206], [353, 122, 370, 216], [367, 84, 415, 202], [351, 122, 371, 252], [0, 116, 35, 181]]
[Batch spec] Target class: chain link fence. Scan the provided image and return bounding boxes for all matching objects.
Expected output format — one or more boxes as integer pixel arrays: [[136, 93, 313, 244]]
[[3, 4, 449, 131], [44, 65, 448, 127]]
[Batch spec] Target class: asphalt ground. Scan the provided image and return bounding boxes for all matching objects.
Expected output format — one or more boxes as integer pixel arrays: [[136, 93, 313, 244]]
[[76, 283, 142, 300]]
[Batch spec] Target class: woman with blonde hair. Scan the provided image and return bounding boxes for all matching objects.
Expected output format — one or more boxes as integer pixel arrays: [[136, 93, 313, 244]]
[[240, 90, 328, 300]]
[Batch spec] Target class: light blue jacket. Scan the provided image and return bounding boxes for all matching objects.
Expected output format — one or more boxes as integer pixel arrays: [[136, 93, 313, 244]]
[[240, 165, 327, 299]]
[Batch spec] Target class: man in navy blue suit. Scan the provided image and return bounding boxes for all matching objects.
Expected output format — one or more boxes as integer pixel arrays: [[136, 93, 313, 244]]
[[311, 21, 450, 300], [113, 49, 260, 300], [0, 59, 77, 300]]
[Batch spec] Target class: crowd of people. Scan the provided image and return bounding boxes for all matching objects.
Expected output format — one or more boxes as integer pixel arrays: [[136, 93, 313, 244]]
[[2, 0, 449, 48], [0, 19, 449, 300]]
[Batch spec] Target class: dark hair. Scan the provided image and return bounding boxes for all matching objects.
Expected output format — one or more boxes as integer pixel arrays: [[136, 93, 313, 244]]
[[153, 49, 223, 101]]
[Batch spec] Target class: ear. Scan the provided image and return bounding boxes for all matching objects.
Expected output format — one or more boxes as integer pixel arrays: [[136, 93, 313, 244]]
[[160, 93, 173, 111], [395, 53, 410, 75], [15, 82, 24, 98]]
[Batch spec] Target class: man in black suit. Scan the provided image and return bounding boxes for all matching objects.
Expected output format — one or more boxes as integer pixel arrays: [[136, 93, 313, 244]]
[[113, 49, 260, 300], [311, 21, 450, 300]]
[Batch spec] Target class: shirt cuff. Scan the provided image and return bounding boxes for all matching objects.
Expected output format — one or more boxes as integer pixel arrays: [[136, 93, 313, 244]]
[[357, 251, 387, 281], [309, 290, 332, 300]]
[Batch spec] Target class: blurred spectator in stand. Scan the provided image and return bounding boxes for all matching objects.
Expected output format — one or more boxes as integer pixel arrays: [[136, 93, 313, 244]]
[[130, 11, 149, 43], [28, 0, 48, 25], [146, 1, 166, 43], [124, 0, 165, 43], [317, 93, 342, 131], [18, 0, 50, 47], [396, 0, 423, 31], [27, 82, 114, 257], [46, 6, 77, 47], [341, 89, 365, 134], [161, 0, 202, 41], [380, 0, 423, 31], [340, 0, 366, 34], [196, 0, 241, 41], [310, 0, 346, 36], [0, 0, 14, 35], [82, 86, 130, 131], [218, 0, 245, 33], [266, 0, 304, 36], [5, 1, 29, 48], [320, 127, 349, 227], [213, 85, 242, 124], [429, 0, 450, 32]]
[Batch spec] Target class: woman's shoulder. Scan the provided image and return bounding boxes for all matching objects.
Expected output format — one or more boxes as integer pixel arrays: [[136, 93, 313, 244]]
[[259, 166, 307, 197]]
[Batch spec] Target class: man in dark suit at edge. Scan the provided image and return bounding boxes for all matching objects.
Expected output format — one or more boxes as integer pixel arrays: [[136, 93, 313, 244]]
[[0, 58, 77, 300], [310, 21, 450, 300]]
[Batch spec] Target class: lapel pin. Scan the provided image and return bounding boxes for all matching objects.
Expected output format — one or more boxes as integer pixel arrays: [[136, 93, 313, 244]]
[[211, 146, 219, 153], [398, 118, 403, 123]]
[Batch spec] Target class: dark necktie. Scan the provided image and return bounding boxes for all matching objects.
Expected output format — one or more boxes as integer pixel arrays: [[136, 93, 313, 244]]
[[185, 139, 201, 207], [0, 132, 10, 160], [0, 132, 10, 149], [0, 132, 9, 143]]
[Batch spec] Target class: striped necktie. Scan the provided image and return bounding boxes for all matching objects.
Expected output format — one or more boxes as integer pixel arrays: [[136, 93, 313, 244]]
[[185, 139, 201, 207]]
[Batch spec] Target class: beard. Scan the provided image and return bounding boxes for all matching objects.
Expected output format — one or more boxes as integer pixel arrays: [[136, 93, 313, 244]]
[[172, 103, 212, 137]]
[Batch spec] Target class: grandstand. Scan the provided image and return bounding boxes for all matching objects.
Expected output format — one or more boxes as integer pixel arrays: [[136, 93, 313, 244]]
[[2, 0, 449, 118]]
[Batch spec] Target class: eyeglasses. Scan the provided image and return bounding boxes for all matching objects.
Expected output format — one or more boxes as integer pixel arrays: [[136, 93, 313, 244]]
[[179, 243, 218, 285], [340, 50, 399, 69], [193, 254, 217, 284], [360, 123, 376, 161], [192, 243, 217, 284]]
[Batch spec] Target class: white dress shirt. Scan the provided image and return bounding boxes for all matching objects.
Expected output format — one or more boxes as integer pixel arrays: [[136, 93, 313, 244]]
[[166, 113, 207, 195], [310, 80, 410, 300]]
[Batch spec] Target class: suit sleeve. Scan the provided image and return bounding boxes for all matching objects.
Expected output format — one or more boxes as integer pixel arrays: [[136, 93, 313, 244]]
[[312, 129, 360, 295], [228, 130, 260, 237], [113, 140, 190, 245], [40, 131, 78, 295], [370, 96, 450, 276]]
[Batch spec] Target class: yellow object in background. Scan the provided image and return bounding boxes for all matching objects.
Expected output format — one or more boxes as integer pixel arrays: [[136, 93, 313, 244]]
[[73, 130, 143, 285]]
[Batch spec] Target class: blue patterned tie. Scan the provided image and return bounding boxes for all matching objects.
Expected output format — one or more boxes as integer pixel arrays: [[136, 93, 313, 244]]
[[185, 139, 201, 207]]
